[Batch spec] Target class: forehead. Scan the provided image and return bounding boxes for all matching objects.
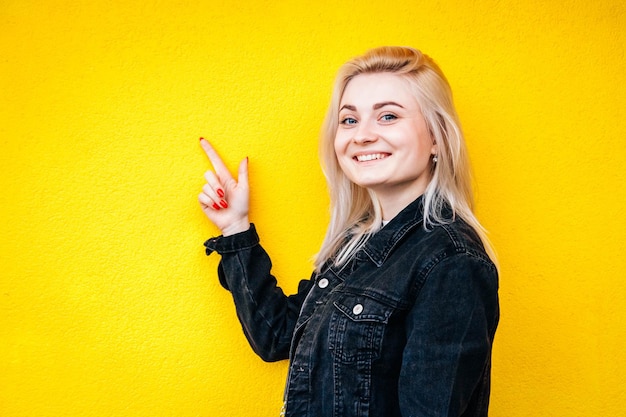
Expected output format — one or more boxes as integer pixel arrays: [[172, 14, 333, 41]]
[[340, 73, 417, 107]]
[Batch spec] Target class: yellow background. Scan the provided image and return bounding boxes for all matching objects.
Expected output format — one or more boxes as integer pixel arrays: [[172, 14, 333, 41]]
[[1, 1, 625, 416]]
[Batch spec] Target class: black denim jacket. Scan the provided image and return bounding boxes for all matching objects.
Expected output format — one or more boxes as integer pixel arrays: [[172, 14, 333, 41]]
[[204, 197, 499, 417]]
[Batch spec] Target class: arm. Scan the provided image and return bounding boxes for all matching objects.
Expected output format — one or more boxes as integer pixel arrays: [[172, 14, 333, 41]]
[[205, 225, 313, 362], [398, 253, 499, 416], [198, 139, 310, 361]]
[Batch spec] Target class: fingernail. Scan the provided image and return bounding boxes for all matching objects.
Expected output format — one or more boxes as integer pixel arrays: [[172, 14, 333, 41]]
[[212, 202, 220, 210], [217, 188, 225, 198], [199, 137, 204, 141], [219, 200, 228, 208]]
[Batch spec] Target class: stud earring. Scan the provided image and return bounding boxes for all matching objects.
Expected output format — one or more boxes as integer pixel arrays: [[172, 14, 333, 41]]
[[432, 154, 438, 163]]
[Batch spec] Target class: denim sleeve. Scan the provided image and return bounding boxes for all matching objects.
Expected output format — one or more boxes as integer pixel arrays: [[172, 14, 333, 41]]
[[204, 224, 313, 362], [398, 253, 499, 416]]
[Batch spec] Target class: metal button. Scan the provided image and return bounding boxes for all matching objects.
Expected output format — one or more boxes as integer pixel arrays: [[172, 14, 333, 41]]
[[352, 304, 364, 315], [318, 278, 329, 289]]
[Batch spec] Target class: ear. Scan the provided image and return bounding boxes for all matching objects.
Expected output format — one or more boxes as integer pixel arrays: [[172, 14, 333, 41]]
[[430, 143, 438, 155]]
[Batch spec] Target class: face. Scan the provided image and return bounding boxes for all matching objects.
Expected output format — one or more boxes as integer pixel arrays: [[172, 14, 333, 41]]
[[334, 73, 437, 203]]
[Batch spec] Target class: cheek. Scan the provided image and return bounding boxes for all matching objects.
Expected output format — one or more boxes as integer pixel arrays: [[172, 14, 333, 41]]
[[333, 133, 347, 157], [333, 136, 353, 175]]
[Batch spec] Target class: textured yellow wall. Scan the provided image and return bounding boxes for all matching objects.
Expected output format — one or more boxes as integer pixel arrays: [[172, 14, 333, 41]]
[[1, 1, 624, 416]]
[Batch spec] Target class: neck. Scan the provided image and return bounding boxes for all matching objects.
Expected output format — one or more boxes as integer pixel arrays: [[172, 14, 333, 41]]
[[376, 186, 427, 222]]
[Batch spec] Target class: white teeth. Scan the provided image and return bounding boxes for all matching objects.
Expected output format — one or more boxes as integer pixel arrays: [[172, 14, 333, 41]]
[[356, 153, 387, 162]]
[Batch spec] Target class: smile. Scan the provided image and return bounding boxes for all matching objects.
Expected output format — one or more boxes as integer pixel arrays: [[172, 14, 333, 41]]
[[354, 153, 390, 162]]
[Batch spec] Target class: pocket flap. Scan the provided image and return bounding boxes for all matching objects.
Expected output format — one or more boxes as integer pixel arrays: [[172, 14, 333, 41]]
[[333, 293, 394, 323]]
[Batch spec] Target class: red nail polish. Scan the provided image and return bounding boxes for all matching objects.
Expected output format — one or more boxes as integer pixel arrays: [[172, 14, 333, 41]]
[[199, 137, 204, 141], [217, 188, 225, 198], [219, 200, 228, 208], [212, 202, 220, 210]]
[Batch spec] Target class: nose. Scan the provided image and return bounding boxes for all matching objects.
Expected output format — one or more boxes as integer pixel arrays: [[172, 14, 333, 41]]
[[353, 120, 378, 144]]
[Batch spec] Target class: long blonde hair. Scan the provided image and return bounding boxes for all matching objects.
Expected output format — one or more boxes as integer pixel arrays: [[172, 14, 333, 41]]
[[315, 46, 497, 271]]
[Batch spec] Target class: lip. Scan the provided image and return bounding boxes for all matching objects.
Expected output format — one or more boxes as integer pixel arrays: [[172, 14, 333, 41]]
[[353, 152, 391, 162]]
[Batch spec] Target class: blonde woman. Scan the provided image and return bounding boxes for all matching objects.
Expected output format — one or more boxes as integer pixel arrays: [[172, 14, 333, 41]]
[[199, 46, 499, 417]]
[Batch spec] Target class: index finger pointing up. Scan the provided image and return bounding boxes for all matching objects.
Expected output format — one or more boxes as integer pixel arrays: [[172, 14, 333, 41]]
[[199, 138, 234, 182]]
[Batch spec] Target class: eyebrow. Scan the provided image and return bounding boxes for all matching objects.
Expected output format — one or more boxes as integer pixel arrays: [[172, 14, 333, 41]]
[[374, 101, 405, 110], [339, 101, 405, 112]]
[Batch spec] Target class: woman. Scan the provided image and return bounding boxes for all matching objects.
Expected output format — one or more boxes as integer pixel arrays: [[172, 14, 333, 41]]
[[199, 46, 499, 417]]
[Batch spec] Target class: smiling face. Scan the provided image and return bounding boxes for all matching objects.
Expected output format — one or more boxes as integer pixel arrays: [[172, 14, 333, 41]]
[[334, 72, 437, 211]]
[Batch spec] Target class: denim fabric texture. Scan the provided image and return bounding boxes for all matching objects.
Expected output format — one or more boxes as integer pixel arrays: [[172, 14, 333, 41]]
[[204, 196, 499, 417]]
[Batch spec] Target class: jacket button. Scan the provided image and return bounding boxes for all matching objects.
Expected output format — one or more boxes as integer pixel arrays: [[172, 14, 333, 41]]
[[318, 278, 329, 289], [352, 304, 364, 315]]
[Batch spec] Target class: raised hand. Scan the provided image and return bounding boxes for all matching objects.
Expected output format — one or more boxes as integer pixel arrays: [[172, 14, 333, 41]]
[[198, 138, 250, 236]]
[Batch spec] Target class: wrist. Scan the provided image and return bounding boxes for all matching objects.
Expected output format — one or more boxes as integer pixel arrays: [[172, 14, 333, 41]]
[[221, 218, 250, 237]]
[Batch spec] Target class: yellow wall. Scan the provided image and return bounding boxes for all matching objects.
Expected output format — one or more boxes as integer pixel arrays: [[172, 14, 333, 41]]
[[1, 1, 624, 416]]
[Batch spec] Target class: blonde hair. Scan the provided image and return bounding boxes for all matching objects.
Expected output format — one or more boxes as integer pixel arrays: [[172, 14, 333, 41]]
[[314, 46, 497, 271]]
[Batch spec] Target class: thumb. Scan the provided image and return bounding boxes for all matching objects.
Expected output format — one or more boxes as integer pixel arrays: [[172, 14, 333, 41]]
[[237, 157, 249, 188]]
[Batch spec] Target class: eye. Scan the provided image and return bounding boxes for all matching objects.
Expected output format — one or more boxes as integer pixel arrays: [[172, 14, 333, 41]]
[[380, 113, 397, 122], [340, 117, 358, 125]]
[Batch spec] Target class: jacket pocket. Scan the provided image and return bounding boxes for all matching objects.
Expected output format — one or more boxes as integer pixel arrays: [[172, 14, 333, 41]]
[[328, 293, 394, 363]]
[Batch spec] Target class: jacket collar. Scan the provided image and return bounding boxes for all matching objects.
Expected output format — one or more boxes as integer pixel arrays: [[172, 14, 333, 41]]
[[361, 195, 425, 267]]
